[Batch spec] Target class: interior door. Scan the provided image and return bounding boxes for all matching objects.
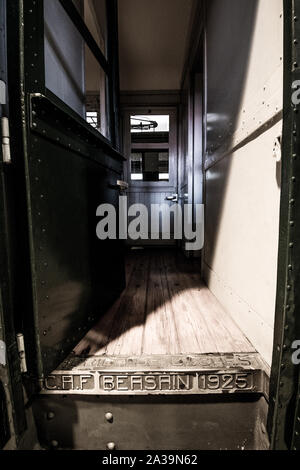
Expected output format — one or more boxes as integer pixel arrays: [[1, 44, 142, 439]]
[[7, 0, 125, 379], [179, 72, 204, 256], [123, 108, 178, 246]]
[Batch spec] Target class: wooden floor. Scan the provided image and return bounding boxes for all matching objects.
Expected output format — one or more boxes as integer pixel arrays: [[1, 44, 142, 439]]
[[73, 249, 255, 356]]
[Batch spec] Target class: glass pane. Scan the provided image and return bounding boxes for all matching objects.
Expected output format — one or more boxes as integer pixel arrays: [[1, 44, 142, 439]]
[[131, 115, 169, 133], [130, 151, 169, 182], [131, 153, 143, 180], [44, 0, 85, 117], [85, 45, 109, 138], [83, 0, 107, 59], [130, 115, 170, 144], [44, 0, 109, 139]]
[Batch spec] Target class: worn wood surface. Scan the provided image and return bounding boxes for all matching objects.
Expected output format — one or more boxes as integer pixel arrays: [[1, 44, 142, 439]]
[[73, 249, 255, 356]]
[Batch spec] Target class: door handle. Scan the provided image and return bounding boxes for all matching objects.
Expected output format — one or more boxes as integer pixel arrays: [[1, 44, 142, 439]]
[[108, 180, 129, 191], [165, 194, 178, 203], [116, 180, 129, 191]]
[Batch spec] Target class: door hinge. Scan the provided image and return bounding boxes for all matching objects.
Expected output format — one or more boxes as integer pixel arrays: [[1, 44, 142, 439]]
[[16, 333, 27, 373], [0, 80, 6, 105], [1, 117, 11, 164]]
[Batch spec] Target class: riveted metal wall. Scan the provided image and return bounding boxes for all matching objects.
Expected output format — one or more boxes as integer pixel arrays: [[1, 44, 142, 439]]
[[268, 0, 300, 451], [33, 394, 269, 450], [25, 94, 125, 378]]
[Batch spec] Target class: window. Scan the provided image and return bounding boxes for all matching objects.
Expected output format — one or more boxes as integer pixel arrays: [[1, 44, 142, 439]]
[[130, 151, 169, 182], [130, 115, 170, 182], [44, 0, 111, 140]]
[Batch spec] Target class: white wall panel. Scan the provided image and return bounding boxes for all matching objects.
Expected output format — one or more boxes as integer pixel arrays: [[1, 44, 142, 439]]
[[204, 0, 283, 365]]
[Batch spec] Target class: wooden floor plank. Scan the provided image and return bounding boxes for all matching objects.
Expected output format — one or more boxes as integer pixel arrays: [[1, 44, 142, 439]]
[[162, 252, 219, 354], [105, 252, 150, 356], [181, 272, 254, 353], [166, 252, 254, 353], [72, 255, 135, 356], [142, 252, 180, 355], [73, 249, 256, 357]]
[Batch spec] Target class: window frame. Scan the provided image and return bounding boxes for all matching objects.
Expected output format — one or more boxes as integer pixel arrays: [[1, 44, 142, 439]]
[[123, 107, 178, 191], [23, 0, 120, 148]]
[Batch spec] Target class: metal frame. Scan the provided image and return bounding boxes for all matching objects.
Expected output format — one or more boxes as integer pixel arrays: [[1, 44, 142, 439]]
[[22, 0, 119, 148], [267, 0, 300, 451], [0, 0, 27, 448], [59, 0, 109, 75]]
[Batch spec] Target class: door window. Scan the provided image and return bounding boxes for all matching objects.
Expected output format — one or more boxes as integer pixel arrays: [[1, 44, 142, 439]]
[[129, 114, 170, 182]]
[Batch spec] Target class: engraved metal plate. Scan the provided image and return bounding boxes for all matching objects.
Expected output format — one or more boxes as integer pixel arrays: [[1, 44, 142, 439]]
[[40, 353, 269, 396]]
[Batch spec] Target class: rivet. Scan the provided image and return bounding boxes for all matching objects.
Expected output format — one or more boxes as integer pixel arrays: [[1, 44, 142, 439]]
[[47, 412, 55, 420], [43, 330, 47, 336], [105, 412, 113, 422], [32, 122, 37, 128], [51, 440, 58, 448], [106, 442, 116, 450]]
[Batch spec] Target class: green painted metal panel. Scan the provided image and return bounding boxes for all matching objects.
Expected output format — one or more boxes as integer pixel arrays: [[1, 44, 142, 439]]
[[22, 94, 125, 378], [268, 0, 300, 451], [5, 0, 125, 381], [33, 394, 269, 450]]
